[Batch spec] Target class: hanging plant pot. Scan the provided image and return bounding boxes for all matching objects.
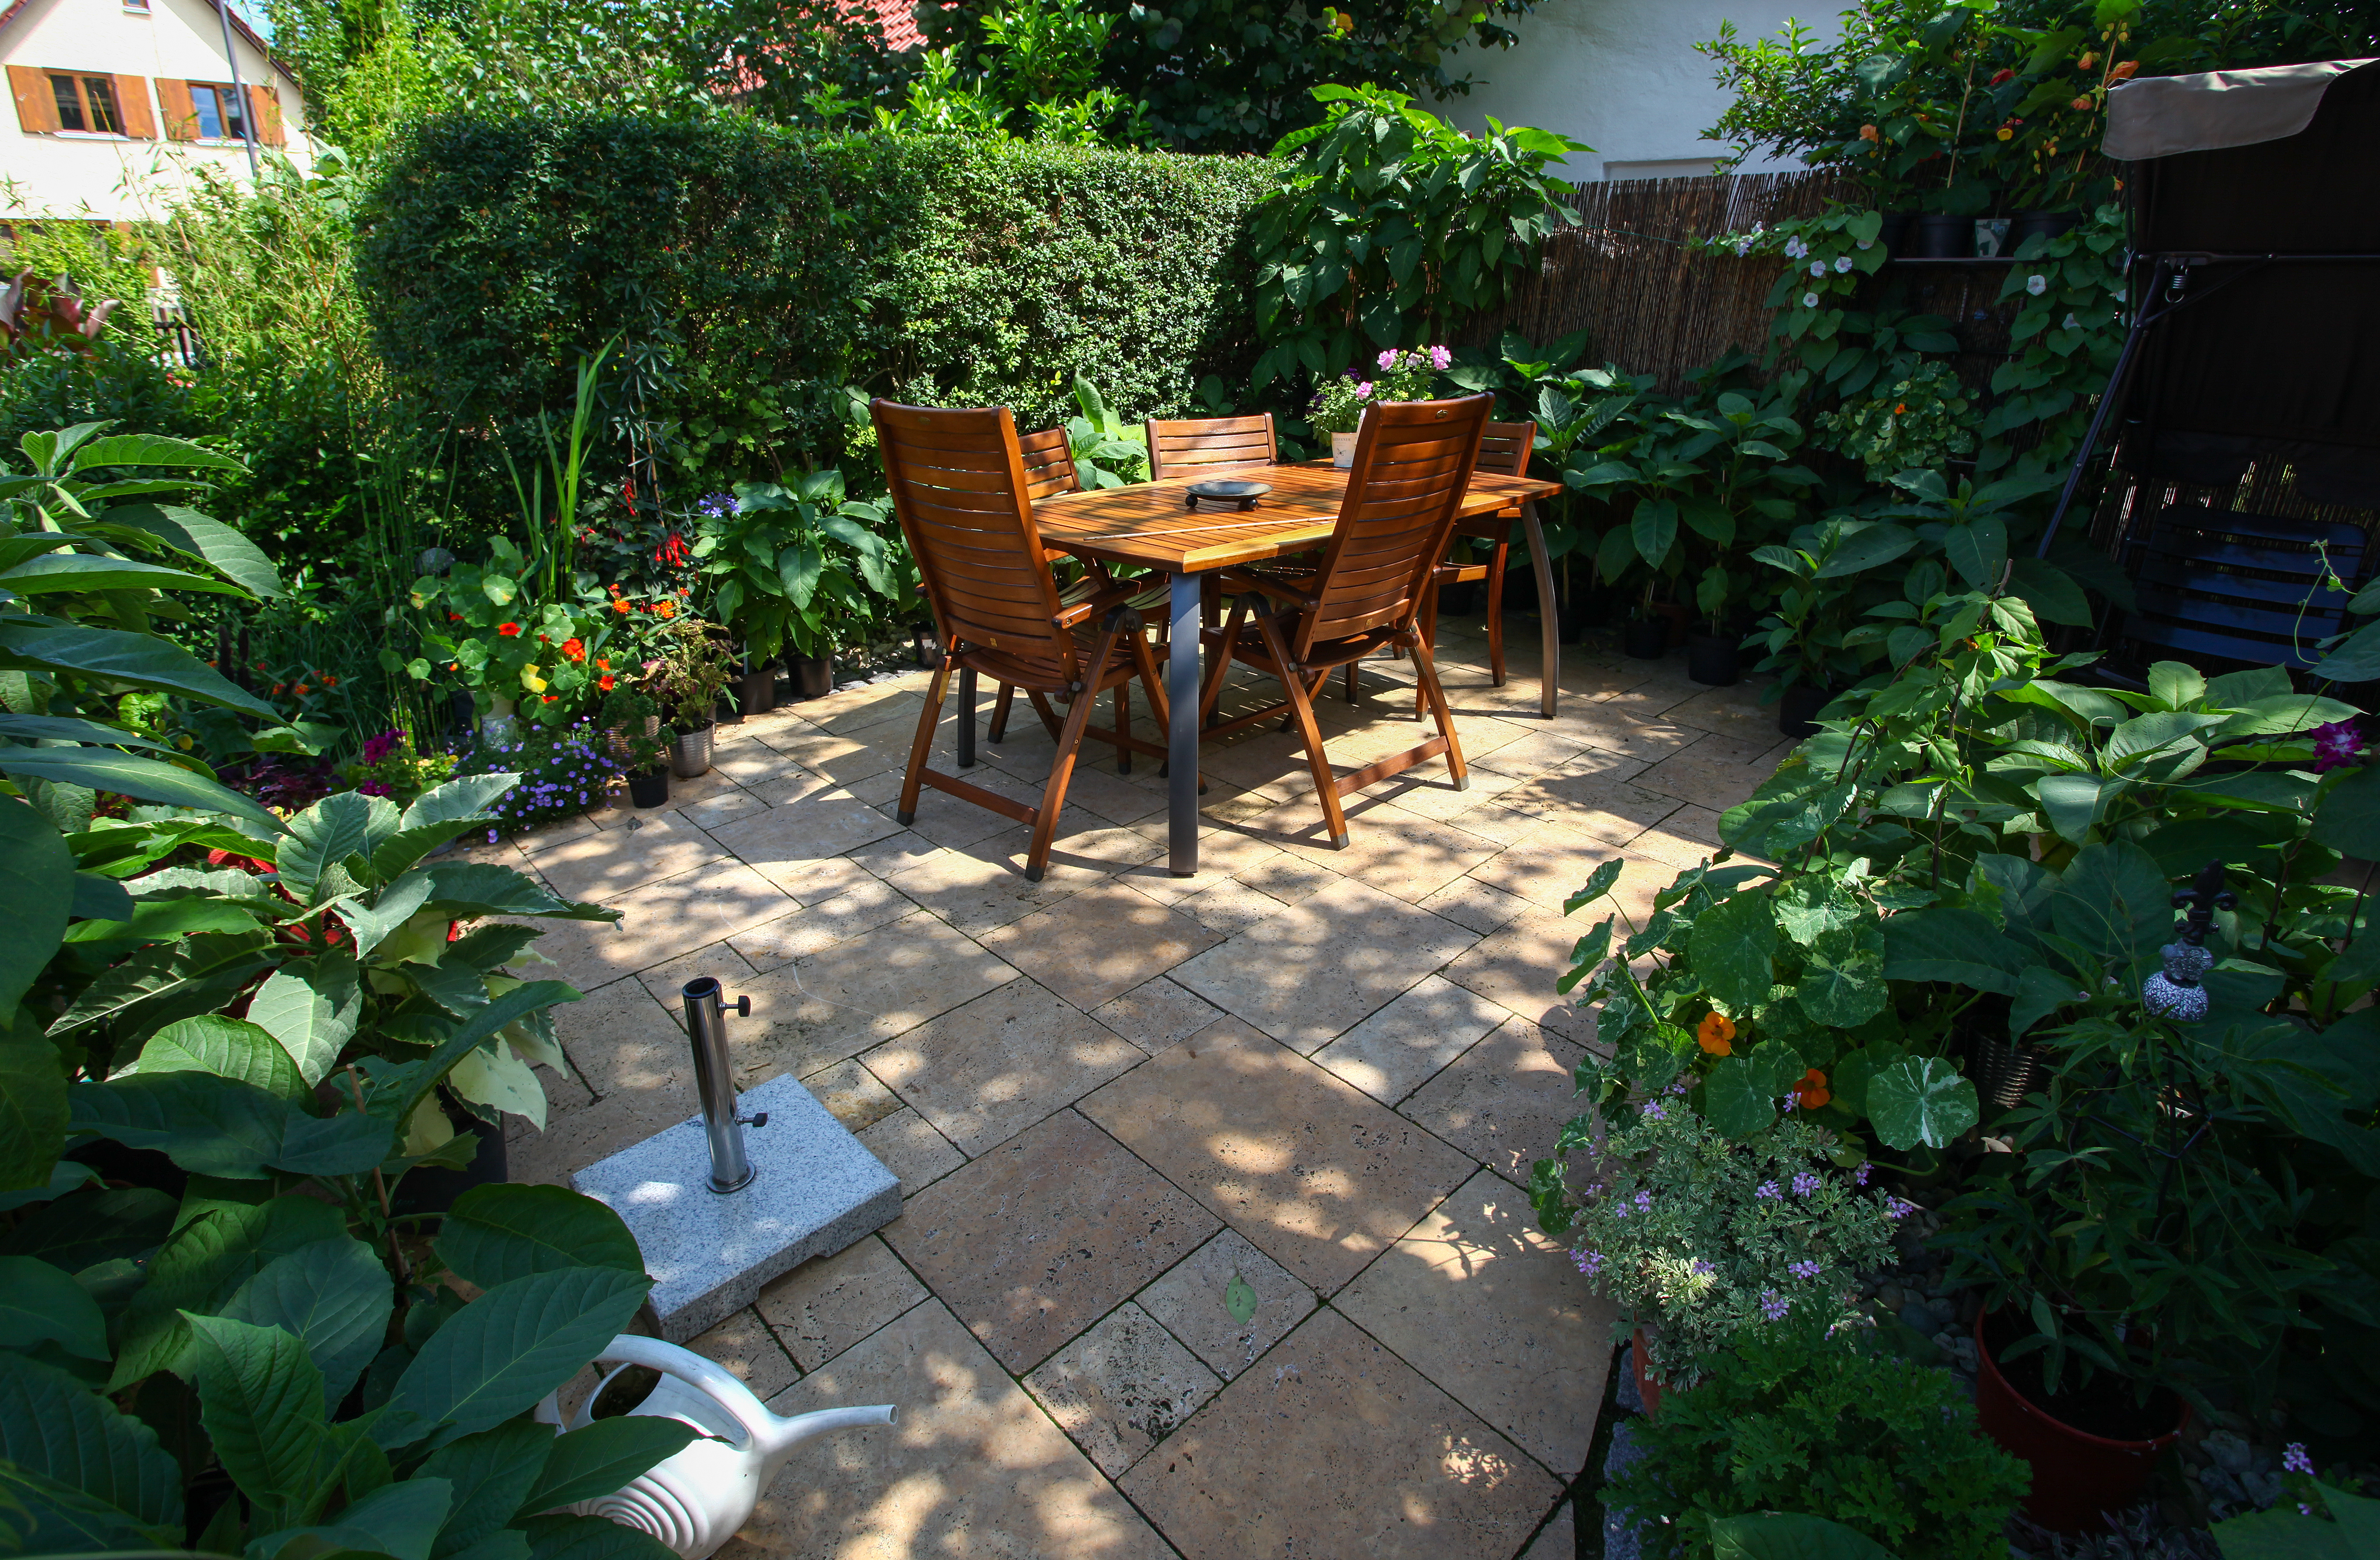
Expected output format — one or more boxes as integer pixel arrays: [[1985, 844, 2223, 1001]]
[[1331, 431, 1358, 469], [1907, 214, 1973, 258], [788, 653, 835, 701], [627, 767, 671, 808], [1622, 615, 1668, 660], [1686, 632, 1741, 686], [734, 666, 776, 720], [1974, 1308, 2189, 1533], [669, 713, 715, 778], [1778, 681, 1833, 737]]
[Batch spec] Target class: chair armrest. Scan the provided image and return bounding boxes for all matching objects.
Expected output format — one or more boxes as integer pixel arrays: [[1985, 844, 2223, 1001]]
[[1053, 576, 1154, 629], [1216, 568, 1317, 610]]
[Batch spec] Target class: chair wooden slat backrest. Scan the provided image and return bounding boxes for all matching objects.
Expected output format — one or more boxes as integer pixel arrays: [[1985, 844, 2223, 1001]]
[[872, 401, 1076, 682], [1145, 413, 1277, 480], [1016, 425, 1082, 502], [1477, 421, 1535, 480], [1297, 395, 1493, 653]]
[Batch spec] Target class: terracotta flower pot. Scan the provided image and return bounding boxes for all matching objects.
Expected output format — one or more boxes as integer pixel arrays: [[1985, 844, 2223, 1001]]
[[1631, 1325, 1680, 1417], [1974, 1307, 2189, 1533]]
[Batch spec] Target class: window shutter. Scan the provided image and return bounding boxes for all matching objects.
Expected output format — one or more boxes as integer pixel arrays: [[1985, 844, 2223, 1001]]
[[156, 79, 196, 140], [246, 84, 283, 147], [7, 65, 60, 133], [113, 76, 155, 138]]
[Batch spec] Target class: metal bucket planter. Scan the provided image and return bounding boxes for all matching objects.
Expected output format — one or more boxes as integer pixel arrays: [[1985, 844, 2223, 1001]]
[[670, 721, 715, 779]]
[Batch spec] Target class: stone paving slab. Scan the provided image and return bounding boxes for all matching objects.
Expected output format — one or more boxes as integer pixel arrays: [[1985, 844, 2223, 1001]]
[[495, 631, 1795, 1560]]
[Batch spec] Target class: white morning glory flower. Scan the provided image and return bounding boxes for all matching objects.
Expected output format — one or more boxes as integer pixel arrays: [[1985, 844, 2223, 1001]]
[[1784, 236, 1808, 259], [1803, 291, 1820, 308], [1834, 254, 1854, 272], [2026, 274, 2048, 295], [1809, 260, 1827, 277], [2062, 312, 2080, 329]]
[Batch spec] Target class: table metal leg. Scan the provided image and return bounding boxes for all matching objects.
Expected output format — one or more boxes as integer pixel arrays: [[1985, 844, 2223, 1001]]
[[1167, 571, 1201, 877], [1520, 499, 1560, 720], [957, 665, 977, 767]]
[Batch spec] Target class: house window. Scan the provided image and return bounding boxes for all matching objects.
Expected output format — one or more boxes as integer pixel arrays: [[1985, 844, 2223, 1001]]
[[49, 74, 124, 134], [189, 84, 246, 139]]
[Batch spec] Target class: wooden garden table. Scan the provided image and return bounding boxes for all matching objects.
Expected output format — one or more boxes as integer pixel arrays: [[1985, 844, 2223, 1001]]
[[1029, 460, 1566, 877]]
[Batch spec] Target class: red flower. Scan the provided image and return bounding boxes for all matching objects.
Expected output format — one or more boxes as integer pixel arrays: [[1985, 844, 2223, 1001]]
[[498, 622, 521, 636], [655, 531, 688, 568], [612, 599, 632, 614], [1988, 67, 2015, 85], [598, 674, 617, 691], [561, 638, 586, 661], [541, 694, 558, 703]]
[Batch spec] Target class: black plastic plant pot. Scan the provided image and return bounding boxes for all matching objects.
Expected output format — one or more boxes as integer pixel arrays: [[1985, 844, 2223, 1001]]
[[734, 667, 775, 720], [390, 1103, 508, 1219], [1778, 681, 1833, 737], [788, 653, 835, 701], [1622, 615, 1669, 660], [2010, 209, 2079, 252], [1907, 214, 1972, 258], [1876, 210, 1911, 256], [628, 767, 671, 808], [1686, 632, 1741, 687]]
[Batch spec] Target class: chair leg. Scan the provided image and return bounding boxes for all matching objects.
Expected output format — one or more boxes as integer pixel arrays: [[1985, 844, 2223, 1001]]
[[1418, 575, 1439, 717], [1485, 540, 1510, 687], [1112, 681, 1132, 773], [957, 665, 977, 767], [896, 660, 951, 825], [1344, 659, 1360, 705], [1128, 631, 1200, 790], [1258, 611, 1349, 848], [1027, 636, 1112, 881], [1408, 632, 1469, 791], [989, 683, 1015, 743]]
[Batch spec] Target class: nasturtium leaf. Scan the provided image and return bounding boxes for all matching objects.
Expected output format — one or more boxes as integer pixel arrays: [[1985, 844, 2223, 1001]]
[[1703, 1055, 1777, 1138], [1795, 948, 1886, 1027], [1773, 877, 1860, 947], [1866, 1057, 1981, 1150], [432, 1184, 644, 1290], [1689, 890, 1777, 1014]]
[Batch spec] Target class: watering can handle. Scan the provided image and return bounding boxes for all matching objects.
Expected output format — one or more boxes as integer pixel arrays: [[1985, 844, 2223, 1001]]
[[587, 1335, 777, 1450]]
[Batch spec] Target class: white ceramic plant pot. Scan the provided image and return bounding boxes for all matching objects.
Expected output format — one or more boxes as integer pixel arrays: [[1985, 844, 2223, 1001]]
[[536, 1336, 895, 1560], [480, 694, 520, 747], [1331, 431, 1357, 468]]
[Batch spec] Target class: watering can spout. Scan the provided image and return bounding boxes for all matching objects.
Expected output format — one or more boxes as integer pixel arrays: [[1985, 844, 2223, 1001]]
[[764, 1403, 897, 1460]]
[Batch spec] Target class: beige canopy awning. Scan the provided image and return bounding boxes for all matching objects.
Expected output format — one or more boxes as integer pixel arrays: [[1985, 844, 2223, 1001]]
[[2104, 57, 2376, 160]]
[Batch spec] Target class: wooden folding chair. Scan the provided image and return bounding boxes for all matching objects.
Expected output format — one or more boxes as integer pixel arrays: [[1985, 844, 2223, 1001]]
[[1194, 395, 1495, 847], [1416, 419, 1535, 710], [1144, 413, 1278, 480], [872, 402, 1172, 880]]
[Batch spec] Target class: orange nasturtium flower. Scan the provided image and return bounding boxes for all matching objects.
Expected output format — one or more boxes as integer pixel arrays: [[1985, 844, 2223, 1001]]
[[598, 674, 616, 691], [497, 622, 522, 636], [1696, 1012, 1736, 1056], [561, 638, 586, 661], [1797, 1068, 1831, 1109]]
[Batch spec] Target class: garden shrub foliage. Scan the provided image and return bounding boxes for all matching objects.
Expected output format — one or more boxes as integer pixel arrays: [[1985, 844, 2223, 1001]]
[[358, 116, 1277, 474], [1603, 1318, 2030, 1560]]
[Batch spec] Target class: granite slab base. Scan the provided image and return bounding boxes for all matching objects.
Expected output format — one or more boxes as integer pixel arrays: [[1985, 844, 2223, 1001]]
[[571, 1071, 901, 1343]]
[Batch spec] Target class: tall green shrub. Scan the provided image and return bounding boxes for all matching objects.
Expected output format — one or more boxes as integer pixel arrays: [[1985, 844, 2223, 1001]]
[[355, 115, 1277, 494]]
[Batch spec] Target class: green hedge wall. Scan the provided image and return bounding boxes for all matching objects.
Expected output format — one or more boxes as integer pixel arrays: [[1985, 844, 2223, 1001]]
[[356, 116, 1280, 486]]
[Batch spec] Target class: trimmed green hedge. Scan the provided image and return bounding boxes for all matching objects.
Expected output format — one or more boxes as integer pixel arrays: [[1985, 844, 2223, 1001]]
[[357, 116, 1279, 485]]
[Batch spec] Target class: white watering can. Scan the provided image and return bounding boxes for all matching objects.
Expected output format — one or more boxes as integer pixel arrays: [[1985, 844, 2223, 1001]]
[[533, 1335, 896, 1560]]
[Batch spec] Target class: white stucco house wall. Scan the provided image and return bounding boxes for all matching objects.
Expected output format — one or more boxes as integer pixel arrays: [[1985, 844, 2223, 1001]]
[[1440, 0, 1836, 181], [0, 0, 312, 227]]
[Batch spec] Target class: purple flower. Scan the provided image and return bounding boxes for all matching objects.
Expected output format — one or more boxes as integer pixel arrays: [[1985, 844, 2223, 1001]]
[[1574, 1249, 1605, 1278], [1428, 345, 1452, 371], [362, 728, 403, 765], [1755, 1180, 1782, 1201], [2313, 719, 2364, 771], [1788, 1259, 1821, 1280], [2284, 1443, 2315, 1475], [1886, 1197, 1917, 1221], [1689, 1259, 1714, 1277], [1633, 1190, 1652, 1214], [1760, 1289, 1791, 1322], [1354, 381, 1374, 399], [1854, 1163, 1872, 1185], [1641, 1101, 1667, 1122], [1791, 1172, 1819, 1198], [1377, 349, 1397, 371]]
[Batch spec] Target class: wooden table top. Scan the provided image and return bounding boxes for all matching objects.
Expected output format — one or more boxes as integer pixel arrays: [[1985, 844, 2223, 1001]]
[[1031, 461, 1562, 574]]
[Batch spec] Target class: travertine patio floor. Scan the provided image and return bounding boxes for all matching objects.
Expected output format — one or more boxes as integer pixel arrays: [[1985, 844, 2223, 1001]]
[[483, 614, 1793, 1560]]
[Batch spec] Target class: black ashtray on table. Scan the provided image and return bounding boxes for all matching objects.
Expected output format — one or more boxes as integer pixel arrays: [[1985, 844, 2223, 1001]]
[[1183, 480, 1270, 512]]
